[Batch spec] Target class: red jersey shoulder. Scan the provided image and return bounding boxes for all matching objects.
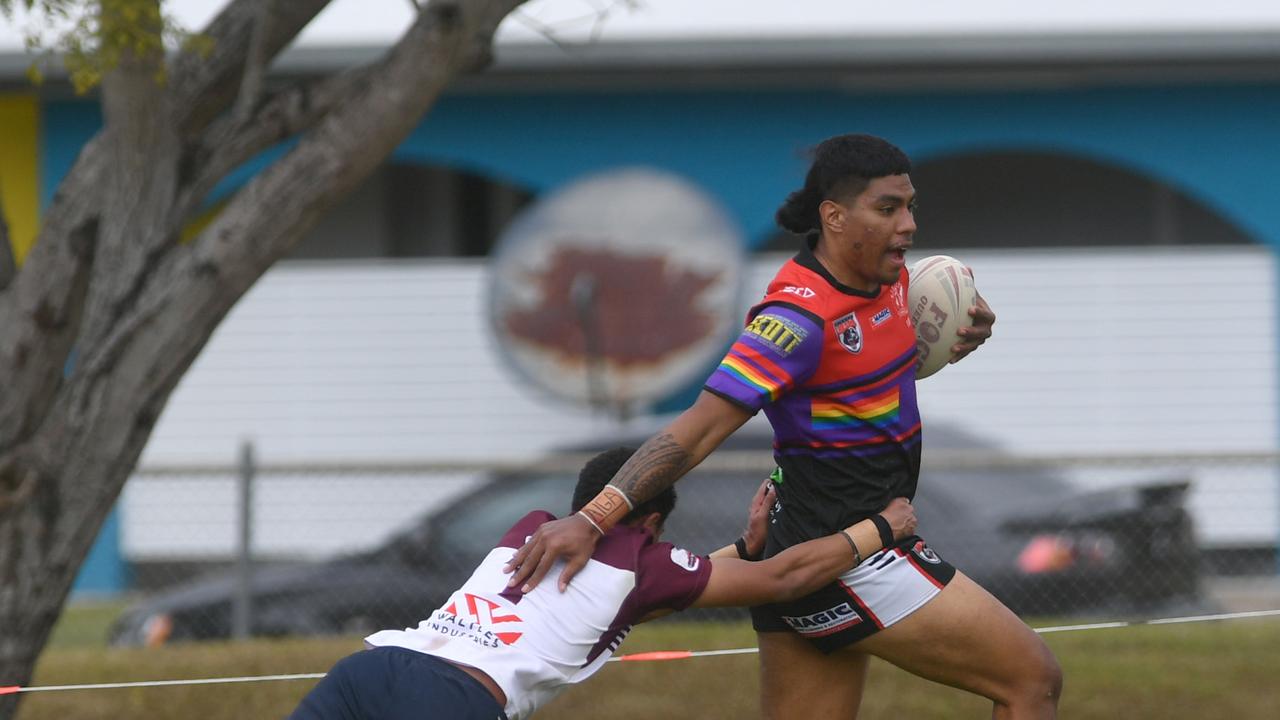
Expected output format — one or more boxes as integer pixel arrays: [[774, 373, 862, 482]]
[[750, 259, 828, 323]]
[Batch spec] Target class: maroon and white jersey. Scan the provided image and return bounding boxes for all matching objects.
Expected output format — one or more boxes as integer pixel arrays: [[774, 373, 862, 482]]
[[364, 511, 712, 720]]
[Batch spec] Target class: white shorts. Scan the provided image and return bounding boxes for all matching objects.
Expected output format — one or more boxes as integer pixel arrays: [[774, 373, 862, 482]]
[[751, 536, 955, 651]]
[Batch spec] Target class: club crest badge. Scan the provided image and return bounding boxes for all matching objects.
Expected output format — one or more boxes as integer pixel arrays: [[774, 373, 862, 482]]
[[913, 540, 942, 564], [834, 312, 863, 354]]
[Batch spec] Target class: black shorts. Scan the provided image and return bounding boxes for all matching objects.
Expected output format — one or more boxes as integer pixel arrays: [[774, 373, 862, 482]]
[[751, 536, 956, 653]]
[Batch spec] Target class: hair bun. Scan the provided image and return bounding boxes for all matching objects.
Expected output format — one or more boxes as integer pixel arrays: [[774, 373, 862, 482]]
[[775, 188, 818, 234]]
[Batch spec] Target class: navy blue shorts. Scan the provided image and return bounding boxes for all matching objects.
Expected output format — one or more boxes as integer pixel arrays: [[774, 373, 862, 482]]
[[288, 646, 507, 720]]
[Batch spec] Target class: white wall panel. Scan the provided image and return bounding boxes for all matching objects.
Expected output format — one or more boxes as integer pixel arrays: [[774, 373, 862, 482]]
[[128, 247, 1277, 557], [140, 260, 615, 465]]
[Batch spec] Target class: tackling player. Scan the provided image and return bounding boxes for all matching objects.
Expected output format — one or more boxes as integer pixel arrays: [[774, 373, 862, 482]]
[[288, 447, 917, 720]]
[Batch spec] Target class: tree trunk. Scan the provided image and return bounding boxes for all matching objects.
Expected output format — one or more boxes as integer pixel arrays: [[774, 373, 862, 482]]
[[0, 180, 13, 292], [0, 1, 526, 714]]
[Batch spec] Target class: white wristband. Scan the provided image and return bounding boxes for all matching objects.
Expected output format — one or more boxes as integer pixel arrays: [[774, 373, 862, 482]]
[[577, 511, 605, 536], [604, 484, 635, 511]]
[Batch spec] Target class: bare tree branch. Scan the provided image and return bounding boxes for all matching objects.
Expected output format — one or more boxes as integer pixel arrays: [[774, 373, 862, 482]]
[[0, 207, 95, 450], [48, 0, 529, 450], [232, 0, 274, 122], [76, 0, 181, 354], [0, 1, 334, 455], [169, 0, 333, 137], [0, 147, 99, 452], [152, 0, 527, 392], [511, 0, 637, 51], [174, 65, 374, 231], [0, 455, 35, 514]]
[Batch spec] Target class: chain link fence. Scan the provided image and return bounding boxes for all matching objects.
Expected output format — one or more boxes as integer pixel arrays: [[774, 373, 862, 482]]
[[106, 446, 1280, 646]]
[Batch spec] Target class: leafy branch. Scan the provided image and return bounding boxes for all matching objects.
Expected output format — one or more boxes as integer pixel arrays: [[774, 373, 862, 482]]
[[1, 0, 208, 92]]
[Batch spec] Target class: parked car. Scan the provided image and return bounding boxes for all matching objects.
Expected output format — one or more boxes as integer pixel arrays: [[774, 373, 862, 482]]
[[108, 422, 1202, 646]]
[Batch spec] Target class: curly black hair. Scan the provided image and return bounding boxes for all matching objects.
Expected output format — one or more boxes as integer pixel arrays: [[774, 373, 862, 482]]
[[775, 134, 912, 236]]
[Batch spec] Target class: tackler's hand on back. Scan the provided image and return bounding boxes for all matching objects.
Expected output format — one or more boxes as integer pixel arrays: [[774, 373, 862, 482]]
[[503, 513, 601, 593]]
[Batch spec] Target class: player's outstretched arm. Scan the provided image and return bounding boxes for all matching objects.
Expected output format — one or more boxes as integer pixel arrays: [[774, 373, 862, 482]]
[[690, 498, 917, 609], [505, 391, 752, 592]]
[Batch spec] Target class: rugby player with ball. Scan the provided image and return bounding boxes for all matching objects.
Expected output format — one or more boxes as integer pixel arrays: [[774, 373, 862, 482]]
[[509, 134, 1062, 719]]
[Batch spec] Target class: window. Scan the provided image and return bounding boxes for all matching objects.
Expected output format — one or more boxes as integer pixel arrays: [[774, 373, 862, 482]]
[[291, 163, 535, 259]]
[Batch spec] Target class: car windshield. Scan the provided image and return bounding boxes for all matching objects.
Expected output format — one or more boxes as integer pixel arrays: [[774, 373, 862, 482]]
[[432, 473, 574, 558]]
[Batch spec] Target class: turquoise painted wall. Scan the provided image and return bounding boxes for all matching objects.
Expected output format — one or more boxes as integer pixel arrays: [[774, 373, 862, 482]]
[[388, 84, 1280, 247]]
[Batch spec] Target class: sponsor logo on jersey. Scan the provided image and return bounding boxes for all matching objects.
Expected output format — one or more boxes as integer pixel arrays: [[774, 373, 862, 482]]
[[440, 592, 524, 646], [782, 602, 862, 636], [834, 312, 863, 353], [871, 307, 892, 326], [781, 285, 816, 299], [912, 540, 942, 565], [670, 547, 702, 572], [744, 313, 808, 356]]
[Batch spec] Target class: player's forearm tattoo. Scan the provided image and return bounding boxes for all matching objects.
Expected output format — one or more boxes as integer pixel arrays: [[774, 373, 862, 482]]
[[611, 432, 692, 506], [578, 486, 630, 532], [580, 433, 691, 534]]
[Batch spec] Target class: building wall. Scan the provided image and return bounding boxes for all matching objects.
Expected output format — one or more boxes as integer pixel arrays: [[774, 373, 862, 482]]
[[386, 84, 1280, 249], [41, 82, 1280, 248], [26, 80, 1280, 591], [121, 247, 1276, 561]]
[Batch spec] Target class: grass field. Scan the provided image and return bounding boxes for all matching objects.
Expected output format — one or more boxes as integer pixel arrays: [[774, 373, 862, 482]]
[[16, 604, 1280, 719]]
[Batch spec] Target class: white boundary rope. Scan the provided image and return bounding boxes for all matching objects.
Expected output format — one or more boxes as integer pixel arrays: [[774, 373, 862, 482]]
[[3, 673, 326, 695], [5, 608, 1278, 695], [1029, 608, 1280, 634]]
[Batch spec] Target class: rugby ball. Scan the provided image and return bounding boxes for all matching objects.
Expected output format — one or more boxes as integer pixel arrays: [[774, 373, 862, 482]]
[[908, 255, 978, 379]]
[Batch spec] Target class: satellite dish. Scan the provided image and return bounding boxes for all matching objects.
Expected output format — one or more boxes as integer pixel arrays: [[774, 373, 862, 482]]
[[487, 168, 746, 419]]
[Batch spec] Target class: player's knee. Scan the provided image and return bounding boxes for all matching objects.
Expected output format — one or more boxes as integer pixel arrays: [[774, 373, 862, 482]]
[[1037, 650, 1064, 705], [1013, 643, 1063, 709]]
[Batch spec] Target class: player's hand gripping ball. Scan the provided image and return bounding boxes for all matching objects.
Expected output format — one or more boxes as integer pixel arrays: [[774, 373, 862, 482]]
[[907, 255, 978, 379]]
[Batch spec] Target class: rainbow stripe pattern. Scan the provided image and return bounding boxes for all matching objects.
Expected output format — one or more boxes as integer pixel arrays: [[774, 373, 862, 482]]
[[714, 344, 793, 404], [774, 346, 922, 457], [812, 385, 900, 429]]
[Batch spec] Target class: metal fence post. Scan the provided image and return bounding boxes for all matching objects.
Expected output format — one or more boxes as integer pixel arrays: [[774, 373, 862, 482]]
[[232, 440, 255, 640]]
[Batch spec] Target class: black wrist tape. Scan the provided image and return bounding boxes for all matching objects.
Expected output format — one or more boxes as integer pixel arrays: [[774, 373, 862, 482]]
[[871, 514, 895, 550]]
